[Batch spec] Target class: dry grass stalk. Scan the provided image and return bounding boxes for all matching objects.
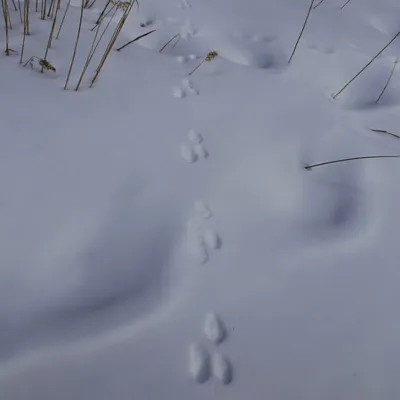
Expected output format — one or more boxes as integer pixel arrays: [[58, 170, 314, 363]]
[[288, 0, 315, 63], [42, 0, 60, 72], [55, 0, 72, 39], [340, 0, 351, 9], [332, 31, 400, 99], [116, 28, 156, 51], [20, 0, 30, 63], [24, 56, 56, 71], [91, 0, 114, 30], [17, 0, 22, 23], [188, 50, 218, 76], [40, 0, 47, 19], [64, 0, 84, 89], [1, 0, 12, 55], [75, 3, 119, 90], [305, 155, 400, 170], [376, 56, 398, 104], [313, 0, 326, 9], [90, 0, 136, 88], [370, 129, 400, 139], [159, 33, 180, 53]]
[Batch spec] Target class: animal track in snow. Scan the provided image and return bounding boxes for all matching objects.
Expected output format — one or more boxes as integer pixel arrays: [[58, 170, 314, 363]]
[[177, 55, 187, 64], [188, 129, 203, 143], [173, 87, 186, 98], [204, 228, 221, 250], [177, 0, 191, 9], [212, 353, 233, 384], [194, 200, 212, 219], [188, 343, 211, 383], [180, 143, 198, 163], [203, 312, 226, 344], [180, 20, 197, 39], [193, 143, 208, 159], [182, 79, 199, 95], [187, 219, 209, 264]]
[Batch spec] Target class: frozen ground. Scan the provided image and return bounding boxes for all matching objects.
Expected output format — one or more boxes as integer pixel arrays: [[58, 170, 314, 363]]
[[2, 0, 400, 398]]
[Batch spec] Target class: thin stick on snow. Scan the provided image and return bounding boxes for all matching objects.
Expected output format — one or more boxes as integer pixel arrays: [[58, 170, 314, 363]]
[[20, 0, 30, 63], [370, 129, 400, 139], [313, 0, 327, 9], [159, 33, 180, 53], [116, 29, 156, 51], [91, 0, 115, 31], [340, 0, 351, 10], [64, 0, 84, 89], [376, 56, 398, 103], [42, 0, 60, 72], [288, 0, 316, 63], [55, 0, 72, 39], [332, 31, 400, 99], [305, 155, 400, 170]]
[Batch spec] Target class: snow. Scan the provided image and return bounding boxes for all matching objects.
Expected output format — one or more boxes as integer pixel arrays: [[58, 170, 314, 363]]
[[2, 0, 400, 398]]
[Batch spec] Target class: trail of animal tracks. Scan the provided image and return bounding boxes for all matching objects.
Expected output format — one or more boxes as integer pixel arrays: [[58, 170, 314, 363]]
[[2, 0, 400, 398]]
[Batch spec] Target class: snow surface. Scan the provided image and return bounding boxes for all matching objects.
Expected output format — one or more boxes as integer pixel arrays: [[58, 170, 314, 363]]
[[2, 0, 400, 398]]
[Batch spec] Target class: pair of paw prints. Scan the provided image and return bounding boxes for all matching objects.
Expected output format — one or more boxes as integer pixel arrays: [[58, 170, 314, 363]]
[[180, 129, 208, 163], [173, 78, 199, 99], [187, 199, 221, 265], [189, 313, 233, 385]]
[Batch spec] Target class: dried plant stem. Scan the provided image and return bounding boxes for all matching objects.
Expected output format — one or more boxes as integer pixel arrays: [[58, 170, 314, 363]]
[[313, 0, 326, 9], [47, 0, 54, 17], [90, 1, 135, 88], [20, 0, 30, 63], [42, 0, 60, 71], [376, 56, 398, 104], [87, 0, 97, 8], [75, 23, 102, 90], [76, 2, 121, 90], [64, 0, 84, 90], [17, 0, 22, 23], [55, 0, 72, 39], [35, 0, 37, 11], [116, 29, 156, 51], [340, 0, 351, 9], [1, 0, 11, 55], [305, 155, 400, 170], [10, 0, 17, 11], [332, 31, 400, 99], [188, 58, 205, 75], [92, 0, 111, 27], [370, 129, 400, 139], [288, 0, 315, 63], [159, 33, 179, 53], [41, 0, 47, 19]]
